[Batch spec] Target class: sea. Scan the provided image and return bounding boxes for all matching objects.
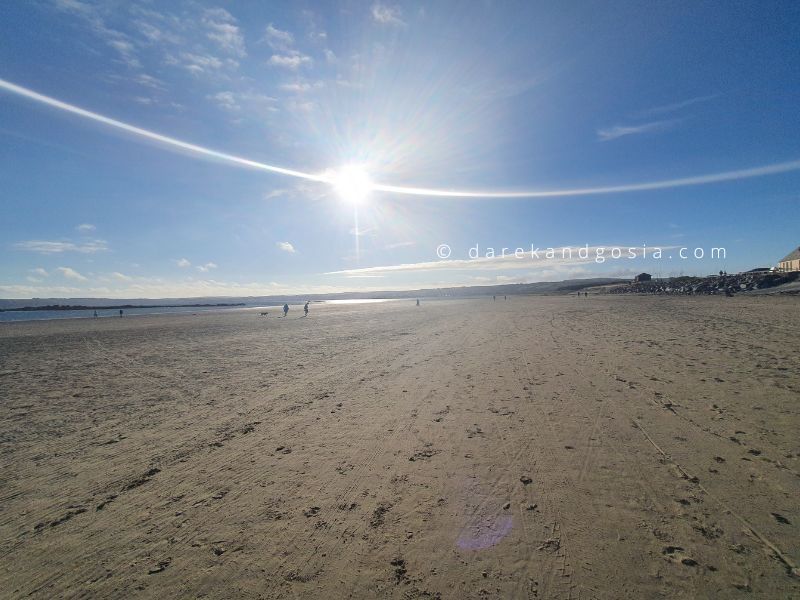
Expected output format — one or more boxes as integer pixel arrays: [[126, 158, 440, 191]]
[[0, 298, 402, 323]]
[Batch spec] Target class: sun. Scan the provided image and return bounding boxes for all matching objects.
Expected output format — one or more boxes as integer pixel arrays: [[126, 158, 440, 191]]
[[330, 165, 373, 205]]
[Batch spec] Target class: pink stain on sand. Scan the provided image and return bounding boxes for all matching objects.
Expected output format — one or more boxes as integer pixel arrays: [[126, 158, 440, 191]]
[[456, 515, 514, 550]]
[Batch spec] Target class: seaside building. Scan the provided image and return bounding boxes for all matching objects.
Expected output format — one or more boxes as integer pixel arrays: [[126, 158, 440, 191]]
[[633, 273, 652, 283], [777, 246, 800, 272]]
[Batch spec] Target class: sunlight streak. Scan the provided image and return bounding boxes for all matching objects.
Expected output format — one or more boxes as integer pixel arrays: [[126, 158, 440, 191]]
[[2, 78, 800, 200]]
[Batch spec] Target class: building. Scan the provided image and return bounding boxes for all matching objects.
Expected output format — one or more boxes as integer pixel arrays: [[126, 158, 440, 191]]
[[634, 272, 652, 283], [778, 246, 800, 272]]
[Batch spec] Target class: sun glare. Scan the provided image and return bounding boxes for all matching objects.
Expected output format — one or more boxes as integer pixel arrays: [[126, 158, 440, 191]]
[[330, 165, 373, 205]]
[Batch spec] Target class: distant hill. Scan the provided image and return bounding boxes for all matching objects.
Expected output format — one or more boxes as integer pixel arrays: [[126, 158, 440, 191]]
[[0, 278, 625, 310]]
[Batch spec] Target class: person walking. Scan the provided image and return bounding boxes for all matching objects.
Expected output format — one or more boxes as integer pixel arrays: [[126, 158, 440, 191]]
[[304, 301, 309, 317], [283, 303, 289, 317]]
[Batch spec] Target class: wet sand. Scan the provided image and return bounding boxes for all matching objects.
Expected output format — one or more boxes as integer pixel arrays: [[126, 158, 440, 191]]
[[1, 296, 798, 599]]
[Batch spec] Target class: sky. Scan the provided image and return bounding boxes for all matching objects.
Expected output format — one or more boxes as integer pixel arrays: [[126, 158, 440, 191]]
[[1, 0, 799, 299]]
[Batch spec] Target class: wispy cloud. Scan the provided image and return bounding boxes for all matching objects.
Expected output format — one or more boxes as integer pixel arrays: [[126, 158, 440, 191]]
[[263, 24, 294, 51], [31, 267, 49, 277], [133, 73, 165, 89], [132, 19, 182, 45], [277, 241, 296, 253], [53, 0, 141, 68], [385, 241, 416, 249], [196, 262, 218, 272], [328, 245, 674, 275], [597, 119, 679, 142], [76, 223, 96, 233], [202, 8, 246, 57], [14, 239, 108, 254], [635, 94, 718, 118], [284, 98, 315, 113], [268, 51, 312, 70], [175, 258, 191, 268], [168, 52, 238, 75], [57, 266, 88, 281], [279, 81, 324, 93], [371, 3, 405, 26], [207, 90, 278, 114], [208, 91, 240, 110], [264, 188, 289, 200], [111, 271, 132, 281]]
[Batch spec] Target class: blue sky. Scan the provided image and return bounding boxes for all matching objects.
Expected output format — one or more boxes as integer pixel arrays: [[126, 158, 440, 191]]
[[1, 0, 799, 298]]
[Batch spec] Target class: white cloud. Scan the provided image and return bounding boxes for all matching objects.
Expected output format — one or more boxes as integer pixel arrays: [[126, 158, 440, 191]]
[[277, 241, 296, 253], [268, 51, 312, 70], [133, 20, 181, 45], [202, 8, 246, 57], [597, 119, 679, 142], [76, 223, 96, 233], [112, 271, 132, 281], [208, 91, 239, 110], [279, 80, 324, 93], [327, 245, 676, 275], [207, 90, 278, 114], [264, 188, 289, 200], [264, 24, 294, 51], [31, 267, 49, 277], [14, 239, 108, 254], [196, 262, 218, 272], [53, 0, 142, 68], [636, 95, 718, 118], [175, 258, 191, 268], [285, 98, 315, 113], [324, 48, 337, 63], [170, 52, 238, 75], [134, 73, 165, 89], [57, 266, 88, 281], [371, 4, 405, 26]]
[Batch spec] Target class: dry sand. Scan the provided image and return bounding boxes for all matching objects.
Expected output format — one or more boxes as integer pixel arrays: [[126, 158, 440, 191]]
[[1, 296, 798, 599]]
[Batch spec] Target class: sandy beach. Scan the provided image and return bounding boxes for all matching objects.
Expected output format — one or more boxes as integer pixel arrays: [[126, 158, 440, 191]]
[[1, 296, 798, 599]]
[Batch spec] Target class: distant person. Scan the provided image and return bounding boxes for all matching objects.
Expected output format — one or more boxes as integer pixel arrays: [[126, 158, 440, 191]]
[[584, 292, 588, 297], [504, 295, 507, 300], [493, 295, 496, 301], [416, 299, 420, 306], [283, 303, 289, 317], [119, 309, 123, 318], [304, 301, 309, 316], [93, 310, 98, 318]]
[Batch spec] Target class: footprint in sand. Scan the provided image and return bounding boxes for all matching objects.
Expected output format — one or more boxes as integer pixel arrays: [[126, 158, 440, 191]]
[[662, 546, 699, 567]]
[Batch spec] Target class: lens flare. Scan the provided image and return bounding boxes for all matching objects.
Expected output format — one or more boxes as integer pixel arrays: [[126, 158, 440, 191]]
[[3, 78, 800, 200], [329, 165, 373, 205]]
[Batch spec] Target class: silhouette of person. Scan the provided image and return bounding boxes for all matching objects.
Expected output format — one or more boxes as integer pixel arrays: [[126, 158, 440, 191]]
[[93, 310, 98, 318], [283, 303, 289, 317], [304, 301, 309, 316], [119, 309, 123, 317], [416, 299, 420, 306]]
